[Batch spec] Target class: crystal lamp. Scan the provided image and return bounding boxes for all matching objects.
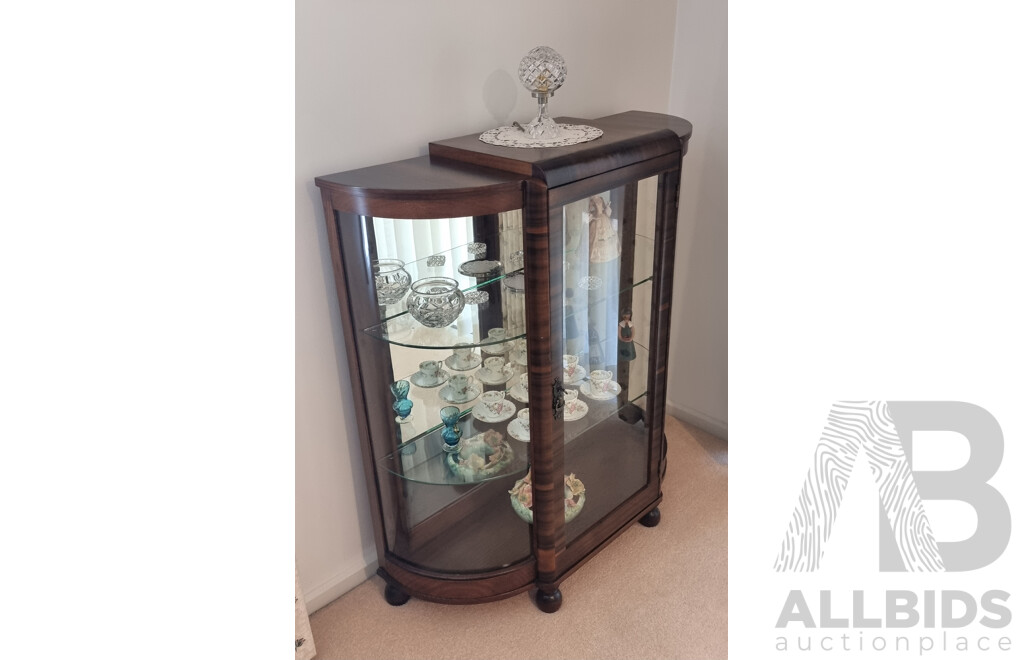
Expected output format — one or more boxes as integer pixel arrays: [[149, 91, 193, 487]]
[[518, 46, 567, 139]]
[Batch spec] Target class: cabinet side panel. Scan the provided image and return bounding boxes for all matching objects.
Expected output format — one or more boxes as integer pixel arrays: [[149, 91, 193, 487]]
[[320, 198, 390, 558], [332, 207, 404, 553]]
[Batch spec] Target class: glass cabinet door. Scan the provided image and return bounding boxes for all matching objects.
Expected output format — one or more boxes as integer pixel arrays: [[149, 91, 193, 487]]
[[550, 175, 662, 547], [342, 210, 533, 573]]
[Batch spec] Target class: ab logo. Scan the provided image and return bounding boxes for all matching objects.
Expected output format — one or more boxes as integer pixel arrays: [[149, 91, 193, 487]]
[[775, 401, 1010, 572]]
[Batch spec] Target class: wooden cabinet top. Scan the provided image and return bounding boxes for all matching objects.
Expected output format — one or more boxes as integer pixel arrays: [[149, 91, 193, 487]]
[[430, 110, 692, 187]]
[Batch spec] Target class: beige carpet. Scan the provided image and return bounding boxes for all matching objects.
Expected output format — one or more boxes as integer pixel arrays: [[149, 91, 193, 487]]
[[308, 416, 727, 660]]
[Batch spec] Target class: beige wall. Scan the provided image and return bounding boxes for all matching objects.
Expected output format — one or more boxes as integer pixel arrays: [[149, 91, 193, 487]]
[[667, 0, 728, 438], [296, 0, 724, 610]]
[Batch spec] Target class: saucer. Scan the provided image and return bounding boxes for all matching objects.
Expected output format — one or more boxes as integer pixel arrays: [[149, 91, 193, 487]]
[[410, 369, 450, 389], [563, 400, 589, 422], [502, 272, 525, 293], [445, 353, 482, 372], [476, 363, 514, 385], [507, 418, 530, 442], [509, 383, 529, 404], [440, 383, 481, 405], [458, 259, 503, 278], [579, 380, 621, 401], [472, 399, 516, 423], [563, 367, 588, 386], [481, 341, 511, 355]]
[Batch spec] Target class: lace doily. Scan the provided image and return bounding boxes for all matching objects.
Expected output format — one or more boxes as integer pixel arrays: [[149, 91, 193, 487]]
[[479, 124, 603, 148]]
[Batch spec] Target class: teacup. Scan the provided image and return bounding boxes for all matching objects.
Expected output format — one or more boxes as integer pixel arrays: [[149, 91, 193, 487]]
[[448, 374, 477, 402], [590, 369, 613, 393], [518, 372, 529, 391], [418, 360, 443, 384], [452, 343, 475, 368], [517, 408, 531, 434], [479, 390, 506, 417], [487, 327, 507, 345], [482, 356, 506, 380], [564, 354, 580, 378], [564, 388, 579, 412], [512, 338, 527, 362]]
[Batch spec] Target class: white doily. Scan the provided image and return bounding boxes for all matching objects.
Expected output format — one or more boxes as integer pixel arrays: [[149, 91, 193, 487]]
[[479, 124, 603, 148]]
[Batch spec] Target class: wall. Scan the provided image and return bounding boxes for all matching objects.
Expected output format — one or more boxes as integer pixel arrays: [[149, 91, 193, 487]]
[[296, 0, 722, 611], [666, 0, 728, 438]]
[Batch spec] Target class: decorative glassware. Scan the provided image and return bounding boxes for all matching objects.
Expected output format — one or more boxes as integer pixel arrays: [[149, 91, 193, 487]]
[[406, 277, 465, 328], [464, 290, 489, 305], [518, 46, 567, 139], [426, 254, 446, 267], [439, 405, 463, 452], [390, 380, 413, 423], [468, 242, 487, 259], [372, 259, 412, 306]]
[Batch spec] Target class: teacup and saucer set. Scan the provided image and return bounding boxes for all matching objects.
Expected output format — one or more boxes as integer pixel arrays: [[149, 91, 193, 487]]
[[509, 372, 529, 403], [481, 328, 511, 356], [562, 388, 588, 421], [579, 369, 622, 401], [444, 342, 482, 372], [440, 374, 481, 405], [507, 408, 531, 442], [472, 390, 516, 423], [476, 356, 514, 385], [563, 354, 587, 386], [409, 360, 450, 388]]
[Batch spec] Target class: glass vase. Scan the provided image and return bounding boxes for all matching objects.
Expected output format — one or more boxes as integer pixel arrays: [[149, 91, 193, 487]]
[[390, 380, 413, 424], [439, 405, 462, 452]]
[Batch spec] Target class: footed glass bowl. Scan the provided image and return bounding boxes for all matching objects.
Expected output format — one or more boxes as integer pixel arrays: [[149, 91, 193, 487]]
[[406, 277, 465, 328]]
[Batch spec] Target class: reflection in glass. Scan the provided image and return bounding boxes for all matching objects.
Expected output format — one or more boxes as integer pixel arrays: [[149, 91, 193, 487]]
[[372, 259, 412, 306]]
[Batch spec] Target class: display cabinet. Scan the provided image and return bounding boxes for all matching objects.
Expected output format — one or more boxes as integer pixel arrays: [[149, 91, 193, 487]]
[[315, 111, 692, 612]]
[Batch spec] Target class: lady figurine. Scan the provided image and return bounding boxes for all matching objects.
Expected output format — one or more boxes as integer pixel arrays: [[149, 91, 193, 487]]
[[587, 195, 620, 263], [618, 309, 636, 362]]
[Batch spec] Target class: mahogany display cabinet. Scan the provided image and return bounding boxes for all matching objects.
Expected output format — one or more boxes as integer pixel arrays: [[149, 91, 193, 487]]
[[314, 111, 692, 613]]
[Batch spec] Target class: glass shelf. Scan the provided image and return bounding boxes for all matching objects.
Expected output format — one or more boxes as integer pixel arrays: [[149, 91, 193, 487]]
[[562, 342, 649, 445], [379, 409, 530, 485], [387, 231, 520, 293], [392, 361, 527, 442], [380, 341, 648, 486], [364, 285, 527, 349], [363, 233, 656, 350]]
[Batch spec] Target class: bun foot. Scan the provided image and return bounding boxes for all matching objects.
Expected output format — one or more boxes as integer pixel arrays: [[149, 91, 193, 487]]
[[535, 588, 562, 613], [639, 507, 661, 528], [384, 583, 411, 606]]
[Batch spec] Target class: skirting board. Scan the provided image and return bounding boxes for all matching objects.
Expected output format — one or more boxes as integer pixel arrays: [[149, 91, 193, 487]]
[[304, 554, 379, 614], [667, 401, 727, 440]]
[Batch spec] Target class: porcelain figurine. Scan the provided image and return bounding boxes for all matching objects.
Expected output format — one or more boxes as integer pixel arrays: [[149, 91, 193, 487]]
[[587, 195, 620, 263], [617, 308, 636, 361]]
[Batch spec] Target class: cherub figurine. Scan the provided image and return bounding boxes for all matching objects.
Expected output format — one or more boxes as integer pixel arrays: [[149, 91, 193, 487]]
[[618, 308, 636, 362]]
